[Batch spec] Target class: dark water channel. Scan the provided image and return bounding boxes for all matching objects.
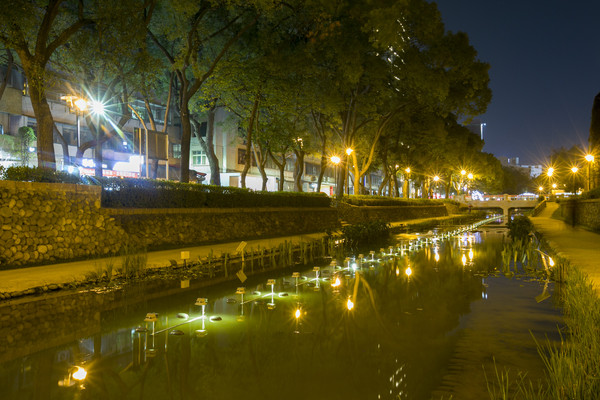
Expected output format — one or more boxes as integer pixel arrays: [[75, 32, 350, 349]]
[[0, 223, 563, 400]]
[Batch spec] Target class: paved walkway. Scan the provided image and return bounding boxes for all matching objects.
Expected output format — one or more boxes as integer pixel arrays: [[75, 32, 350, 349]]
[[0, 232, 331, 295], [530, 201, 600, 294]]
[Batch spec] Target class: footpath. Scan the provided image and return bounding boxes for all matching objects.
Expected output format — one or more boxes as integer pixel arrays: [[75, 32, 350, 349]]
[[0, 214, 465, 296], [530, 201, 600, 295]]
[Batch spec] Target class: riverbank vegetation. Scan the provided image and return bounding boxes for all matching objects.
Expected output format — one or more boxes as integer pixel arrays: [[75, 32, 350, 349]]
[[489, 218, 600, 399]]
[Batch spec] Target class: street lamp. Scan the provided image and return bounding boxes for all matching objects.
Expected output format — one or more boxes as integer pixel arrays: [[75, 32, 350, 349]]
[[61, 95, 88, 162], [570, 166, 579, 194], [547, 167, 554, 178], [346, 148, 353, 195], [330, 155, 341, 196], [585, 154, 594, 191], [404, 167, 411, 198], [433, 175, 440, 198]]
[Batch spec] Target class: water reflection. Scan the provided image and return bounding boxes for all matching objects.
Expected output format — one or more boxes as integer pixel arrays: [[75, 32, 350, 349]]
[[0, 221, 561, 400]]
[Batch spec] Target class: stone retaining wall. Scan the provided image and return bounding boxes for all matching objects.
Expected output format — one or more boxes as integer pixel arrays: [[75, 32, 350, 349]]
[[338, 202, 448, 224], [109, 207, 339, 248], [0, 181, 339, 267], [0, 181, 127, 267], [559, 199, 600, 230]]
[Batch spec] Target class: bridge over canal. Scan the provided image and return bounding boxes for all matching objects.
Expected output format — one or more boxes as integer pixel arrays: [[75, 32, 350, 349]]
[[463, 196, 539, 217]]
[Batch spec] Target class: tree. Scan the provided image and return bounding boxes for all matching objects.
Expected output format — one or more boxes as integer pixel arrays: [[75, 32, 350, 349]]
[[0, 0, 93, 169], [17, 126, 36, 166], [147, 0, 261, 182]]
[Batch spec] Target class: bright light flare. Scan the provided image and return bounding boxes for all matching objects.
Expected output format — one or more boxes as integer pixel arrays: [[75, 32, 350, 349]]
[[462, 254, 467, 266], [295, 309, 301, 319], [89, 100, 105, 115], [331, 277, 341, 287], [549, 257, 555, 267], [74, 98, 88, 112], [467, 173, 474, 180], [347, 298, 354, 310], [433, 175, 440, 182], [330, 155, 341, 165], [547, 167, 554, 177], [72, 366, 87, 381], [346, 148, 353, 156], [571, 166, 579, 173], [585, 154, 594, 163], [405, 267, 412, 277]]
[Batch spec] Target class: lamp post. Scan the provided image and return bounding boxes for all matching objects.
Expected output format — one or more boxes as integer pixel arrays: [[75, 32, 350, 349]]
[[61, 95, 88, 166], [404, 167, 411, 198], [460, 169, 467, 195], [330, 155, 341, 197], [585, 154, 594, 191], [570, 166, 579, 195], [467, 173, 473, 197], [433, 175, 440, 199], [346, 148, 353, 195]]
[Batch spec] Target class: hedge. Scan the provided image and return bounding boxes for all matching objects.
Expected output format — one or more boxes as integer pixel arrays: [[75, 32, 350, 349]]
[[0, 165, 83, 184], [341, 194, 458, 207], [95, 177, 331, 208]]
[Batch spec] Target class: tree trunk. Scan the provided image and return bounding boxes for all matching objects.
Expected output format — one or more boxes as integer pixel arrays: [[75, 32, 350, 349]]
[[27, 84, 56, 169], [206, 106, 221, 185], [241, 98, 259, 189], [293, 149, 305, 192], [393, 173, 400, 197], [179, 101, 192, 183], [316, 153, 327, 193]]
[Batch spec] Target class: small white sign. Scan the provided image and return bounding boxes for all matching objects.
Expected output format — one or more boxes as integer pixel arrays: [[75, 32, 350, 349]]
[[235, 241, 247, 254], [267, 279, 276, 286], [181, 251, 190, 260], [195, 298, 208, 306], [236, 270, 247, 283]]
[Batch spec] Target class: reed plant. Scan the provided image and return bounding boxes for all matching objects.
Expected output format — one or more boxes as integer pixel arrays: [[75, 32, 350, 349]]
[[488, 258, 600, 399]]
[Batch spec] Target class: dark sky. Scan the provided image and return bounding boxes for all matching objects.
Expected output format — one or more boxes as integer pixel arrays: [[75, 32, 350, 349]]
[[435, 0, 600, 165]]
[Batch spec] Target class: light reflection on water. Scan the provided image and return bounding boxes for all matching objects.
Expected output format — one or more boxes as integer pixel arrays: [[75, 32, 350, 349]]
[[0, 225, 562, 400]]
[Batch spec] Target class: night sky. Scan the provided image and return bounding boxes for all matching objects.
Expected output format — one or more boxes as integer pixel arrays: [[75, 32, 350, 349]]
[[435, 0, 600, 165]]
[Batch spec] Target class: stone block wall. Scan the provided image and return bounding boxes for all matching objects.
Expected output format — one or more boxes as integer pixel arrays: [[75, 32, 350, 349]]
[[560, 199, 600, 230], [0, 181, 339, 267], [109, 207, 339, 248], [338, 202, 448, 224], [0, 181, 127, 267]]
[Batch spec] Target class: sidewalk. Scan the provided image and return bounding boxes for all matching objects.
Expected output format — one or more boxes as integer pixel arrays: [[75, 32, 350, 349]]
[[530, 202, 600, 294], [0, 232, 329, 295]]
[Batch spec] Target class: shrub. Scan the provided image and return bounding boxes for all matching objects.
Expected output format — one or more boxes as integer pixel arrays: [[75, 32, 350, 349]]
[[341, 194, 455, 207], [1, 166, 83, 184], [97, 177, 331, 208], [506, 215, 534, 242], [579, 187, 600, 200], [341, 220, 390, 249]]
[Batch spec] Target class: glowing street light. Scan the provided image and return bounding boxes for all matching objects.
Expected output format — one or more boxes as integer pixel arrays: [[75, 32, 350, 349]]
[[467, 173, 473, 180], [570, 166, 579, 194], [330, 155, 341, 195], [585, 154, 595, 191], [61, 95, 89, 153], [547, 167, 554, 177], [346, 148, 353, 195]]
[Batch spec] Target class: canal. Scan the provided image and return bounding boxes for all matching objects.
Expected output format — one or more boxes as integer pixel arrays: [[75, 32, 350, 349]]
[[0, 220, 563, 400]]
